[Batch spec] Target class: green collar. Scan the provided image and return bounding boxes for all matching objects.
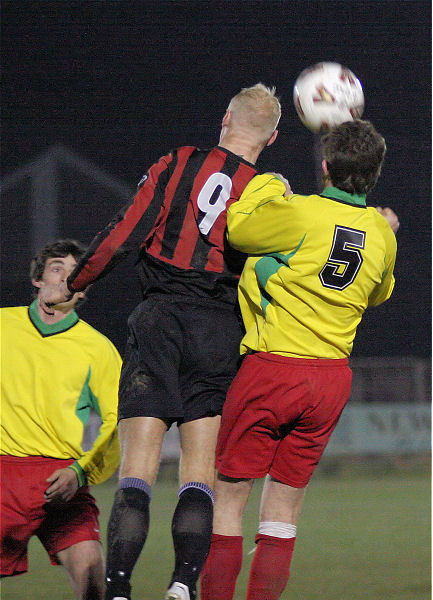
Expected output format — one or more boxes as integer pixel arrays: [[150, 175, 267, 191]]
[[28, 300, 79, 337], [321, 186, 367, 207]]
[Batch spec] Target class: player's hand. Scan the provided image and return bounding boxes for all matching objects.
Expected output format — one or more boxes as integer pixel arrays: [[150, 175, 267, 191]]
[[42, 281, 74, 307], [376, 206, 400, 233], [44, 467, 79, 503], [267, 172, 292, 195]]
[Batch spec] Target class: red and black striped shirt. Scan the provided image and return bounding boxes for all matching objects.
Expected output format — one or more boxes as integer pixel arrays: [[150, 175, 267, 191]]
[[68, 146, 258, 304]]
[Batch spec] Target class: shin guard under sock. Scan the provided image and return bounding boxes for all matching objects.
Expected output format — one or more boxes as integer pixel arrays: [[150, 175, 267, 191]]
[[246, 533, 296, 600], [200, 534, 243, 600], [170, 483, 214, 598], [105, 478, 151, 599]]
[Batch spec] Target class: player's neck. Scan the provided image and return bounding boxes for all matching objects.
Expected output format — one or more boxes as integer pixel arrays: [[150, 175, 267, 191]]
[[36, 299, 74, 325], [219, 131, 264, 165]]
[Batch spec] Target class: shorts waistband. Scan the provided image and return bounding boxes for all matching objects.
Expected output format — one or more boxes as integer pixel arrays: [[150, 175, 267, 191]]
[[0, 455, 75, 465], [247, 351, 349, 367]]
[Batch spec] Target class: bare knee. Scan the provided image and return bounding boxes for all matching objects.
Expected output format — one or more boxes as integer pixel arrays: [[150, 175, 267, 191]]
[[260, 475, 306, 525], [213, 475, 254, 536], [57, 541, 104, 600], [118, 416, 167, 484]]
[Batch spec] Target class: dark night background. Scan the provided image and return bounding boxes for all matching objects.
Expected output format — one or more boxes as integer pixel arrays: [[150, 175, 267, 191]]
[[1, 0, 431, 358]]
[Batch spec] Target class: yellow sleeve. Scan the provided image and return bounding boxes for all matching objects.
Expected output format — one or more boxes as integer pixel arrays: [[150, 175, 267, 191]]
[[227, 174, 295, 254], [75, 340, 122, 485], [368, 219, 397, 307]]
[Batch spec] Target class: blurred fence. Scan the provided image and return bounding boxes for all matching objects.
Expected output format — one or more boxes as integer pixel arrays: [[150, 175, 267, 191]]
[[82, 356, 431, 459]]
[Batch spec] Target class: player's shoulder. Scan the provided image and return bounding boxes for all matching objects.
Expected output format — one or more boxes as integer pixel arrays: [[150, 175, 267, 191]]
[[0, 305, 27, 320], [366, 206, 396, 235], [163, 145, 207, 166], [153, 145, 199, 167], [76, 319, 121, 358], [169, 145, 200, 157], [365, 207, 397, 251], [243, 174, 288, 198], [1, 305, 25, 313]]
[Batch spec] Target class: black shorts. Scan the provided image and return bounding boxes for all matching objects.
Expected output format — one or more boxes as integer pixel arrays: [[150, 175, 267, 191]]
[[118, 294, 243, 425]]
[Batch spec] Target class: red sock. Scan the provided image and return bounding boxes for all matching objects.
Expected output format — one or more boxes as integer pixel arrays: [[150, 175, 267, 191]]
[[200, 533, 243, 600], [246, 534, 296, 600]]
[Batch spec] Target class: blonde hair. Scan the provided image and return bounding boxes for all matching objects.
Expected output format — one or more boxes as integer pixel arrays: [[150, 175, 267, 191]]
[[228, 83, 281, 142]]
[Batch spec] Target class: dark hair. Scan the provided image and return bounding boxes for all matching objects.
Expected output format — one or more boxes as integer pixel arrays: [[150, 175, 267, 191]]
[[30, 238, 87, 297], [321, 120, 386, 195]]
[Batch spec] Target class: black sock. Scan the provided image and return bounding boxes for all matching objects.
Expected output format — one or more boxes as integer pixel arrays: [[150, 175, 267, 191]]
[[105, 483, 151, 599], [170, 484, 214, 598]]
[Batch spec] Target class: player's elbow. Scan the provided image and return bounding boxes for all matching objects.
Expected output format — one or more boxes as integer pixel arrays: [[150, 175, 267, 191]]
[[226, 230, 250, 253]]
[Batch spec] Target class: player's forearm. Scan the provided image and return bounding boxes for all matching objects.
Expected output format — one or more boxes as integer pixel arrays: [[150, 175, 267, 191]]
[[368, 273, 395, 307], [77, 426, 120, 485], [67, 201, 140, 292], [69, 157, 169, 292]]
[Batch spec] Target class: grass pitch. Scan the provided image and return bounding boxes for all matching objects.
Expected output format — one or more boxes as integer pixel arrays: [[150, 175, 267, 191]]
[[1, 461, 430, 600]]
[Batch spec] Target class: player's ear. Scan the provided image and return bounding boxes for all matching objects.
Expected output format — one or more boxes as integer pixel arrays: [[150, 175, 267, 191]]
[[32, 278, 43, 289], [77, 291, 85, 299], [221, 109, 231, 127], [322, 159, 329, 175], [266, 129, 278, 147]]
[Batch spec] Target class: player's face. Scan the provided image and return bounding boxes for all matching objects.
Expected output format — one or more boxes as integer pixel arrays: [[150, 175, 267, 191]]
[[33, 254, 84, 311]]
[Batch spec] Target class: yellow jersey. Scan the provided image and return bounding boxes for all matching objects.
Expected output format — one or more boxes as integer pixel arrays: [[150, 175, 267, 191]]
[[1, 302, 122, 485], [227, 175, 397, 359]]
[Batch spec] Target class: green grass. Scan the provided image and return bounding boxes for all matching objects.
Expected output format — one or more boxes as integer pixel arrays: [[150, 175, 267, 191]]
[[1, 462, 430, 600]]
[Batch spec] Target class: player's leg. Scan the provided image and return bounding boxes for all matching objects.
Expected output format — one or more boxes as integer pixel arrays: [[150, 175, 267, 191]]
[[105, 298, 181, 599], [165, 416, 220, 600], [246, 476, 305, 600], [0, 456, 46, 578], [105, 416, 167, 600], [200, 474, 254, 600], [164, 301, 244, 600], [57, 540, 105, 600], [201, 353, 281, 600], [39, 478, 104, 599], [245, 356, 352, 600]]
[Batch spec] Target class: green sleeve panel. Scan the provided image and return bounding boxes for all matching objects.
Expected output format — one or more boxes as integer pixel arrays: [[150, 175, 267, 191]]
[[75, 357, 120, 485]]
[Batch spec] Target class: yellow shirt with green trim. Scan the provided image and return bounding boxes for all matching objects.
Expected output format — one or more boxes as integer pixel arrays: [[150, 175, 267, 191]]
[[1, 301, 122, 485], [227, 174, 397, 359]]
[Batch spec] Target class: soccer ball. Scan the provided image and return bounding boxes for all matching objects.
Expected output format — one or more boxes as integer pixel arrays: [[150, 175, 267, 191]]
[[293, 62, 364, 133]]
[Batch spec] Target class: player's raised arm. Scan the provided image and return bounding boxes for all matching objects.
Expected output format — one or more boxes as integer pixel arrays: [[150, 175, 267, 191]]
[[368, 215, 397, 307], [43, 155, 171, 308], [376, 206, 400, 233]]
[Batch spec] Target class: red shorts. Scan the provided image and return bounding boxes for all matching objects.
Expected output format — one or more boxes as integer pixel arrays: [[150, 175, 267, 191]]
[[216, 352, 352, 488], [0, 456, 101, 576]]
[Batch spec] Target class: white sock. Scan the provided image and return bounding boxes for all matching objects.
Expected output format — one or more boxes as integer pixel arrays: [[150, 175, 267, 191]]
[[258, 521, 297, 538]]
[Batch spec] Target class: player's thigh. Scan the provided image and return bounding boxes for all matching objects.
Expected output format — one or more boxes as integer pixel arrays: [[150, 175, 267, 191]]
[[118, 416, 167, 484], [38, 485, 101, 567], [118, 297, 184, 422], [259, 475, 306, 525], [178, 415, 221, 487], [1, 501, 38, 576], [216, 356, 281, 480], [270, 361, 351, 488], [0, 488, 34, 576], [180, 301, 243, 422], [0, 456, 67, 576]]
